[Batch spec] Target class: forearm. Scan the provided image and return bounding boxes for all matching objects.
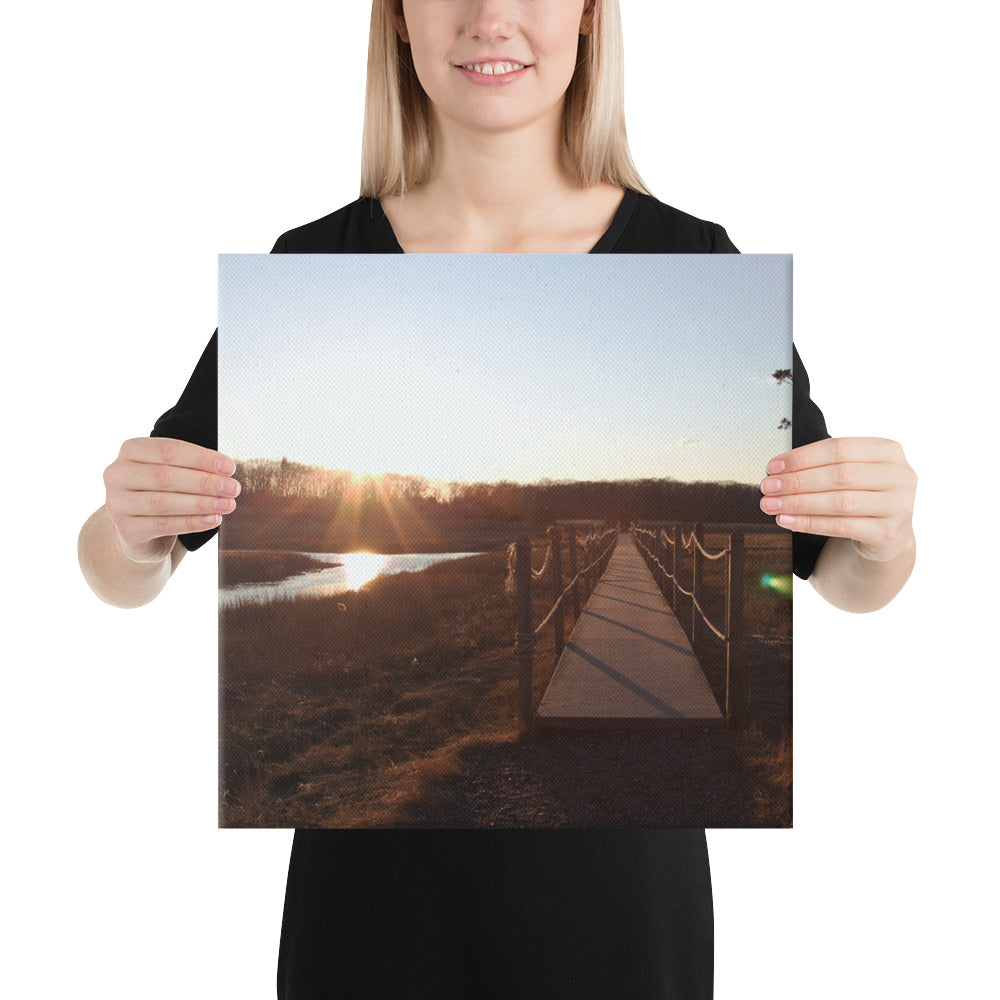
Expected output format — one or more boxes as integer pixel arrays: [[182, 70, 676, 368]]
[[807, 533, 916, 613], [78, 506, 186, 609]]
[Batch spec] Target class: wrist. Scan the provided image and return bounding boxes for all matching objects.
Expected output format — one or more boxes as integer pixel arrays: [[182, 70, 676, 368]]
[[79, 508, 176, 608], [851, 527, 916, 564], [114, 528, 176, 568]]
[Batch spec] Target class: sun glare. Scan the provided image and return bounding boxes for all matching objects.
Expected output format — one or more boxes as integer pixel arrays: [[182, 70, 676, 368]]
[[341, 551, 389, 591]]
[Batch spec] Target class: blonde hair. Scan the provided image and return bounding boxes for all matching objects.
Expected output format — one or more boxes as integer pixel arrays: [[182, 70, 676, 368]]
[[360, 0, 650, 198]]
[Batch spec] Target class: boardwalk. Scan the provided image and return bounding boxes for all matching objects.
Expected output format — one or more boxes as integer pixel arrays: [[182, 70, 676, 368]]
[[536, 533, 724, 729]]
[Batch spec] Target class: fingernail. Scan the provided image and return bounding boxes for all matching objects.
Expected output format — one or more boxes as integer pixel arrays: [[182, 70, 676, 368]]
[[777, 514, 796, 526], [767, 459, 786, 474], [761, 478, 782, 493], [216, 457, 236, 475], [761, 497, 782, 512], [214, 497, 235, 512], [202, 514, 221, 526]]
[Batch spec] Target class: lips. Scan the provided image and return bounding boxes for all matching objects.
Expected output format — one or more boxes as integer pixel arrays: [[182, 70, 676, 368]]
[[453, 60, 533, 87], [456, 60, 528, 76]]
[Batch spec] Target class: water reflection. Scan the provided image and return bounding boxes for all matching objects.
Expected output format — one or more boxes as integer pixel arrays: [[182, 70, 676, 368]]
[[219, 550, 479, 607], [341, 551, 389, 590]]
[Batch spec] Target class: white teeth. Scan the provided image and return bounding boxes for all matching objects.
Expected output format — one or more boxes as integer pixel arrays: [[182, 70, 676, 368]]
[[464, 61, 525, 75]]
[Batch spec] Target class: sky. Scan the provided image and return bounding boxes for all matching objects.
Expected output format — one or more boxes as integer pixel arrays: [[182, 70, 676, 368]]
[[218, 254, 791, 486]]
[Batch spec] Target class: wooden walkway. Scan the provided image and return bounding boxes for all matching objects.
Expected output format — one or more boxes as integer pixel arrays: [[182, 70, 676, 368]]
[[536, 533, 724, 729]]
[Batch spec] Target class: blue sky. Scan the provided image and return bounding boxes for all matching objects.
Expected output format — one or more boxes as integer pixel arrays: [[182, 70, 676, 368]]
[[219, 254, 791, 485]]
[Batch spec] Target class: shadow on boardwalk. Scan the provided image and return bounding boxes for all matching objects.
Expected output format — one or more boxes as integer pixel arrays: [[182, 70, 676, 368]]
[[537, 534, 723, 727], [374, 536, 793, 830]]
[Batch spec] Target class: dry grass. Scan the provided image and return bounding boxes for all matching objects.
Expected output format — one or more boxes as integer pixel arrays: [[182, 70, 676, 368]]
[[220, 548, 534, 827], [220, 549, 337, 585], [219, 530, 794, 829]]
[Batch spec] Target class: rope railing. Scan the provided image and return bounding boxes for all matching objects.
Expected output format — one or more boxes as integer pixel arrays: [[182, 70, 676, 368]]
[[505, 526, 614, 596], [637, 523, 731, 563], [632, 525, 655, 543], [505, 540, 552, 596], [534, 530, 618, 635], [531, 543, 553, 580], [681, 530, 729, 561], [533, 579, 574, 636], [512, 523, 619, 725], [632, 528, 726, 641], [631, 520, 757, 725]]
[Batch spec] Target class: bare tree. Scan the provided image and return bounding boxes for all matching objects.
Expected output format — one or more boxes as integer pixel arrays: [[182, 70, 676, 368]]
[[773, 369, 793, 429]]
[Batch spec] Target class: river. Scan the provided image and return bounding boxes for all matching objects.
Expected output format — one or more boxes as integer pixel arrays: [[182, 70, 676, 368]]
[[218, 550, 481, 607]]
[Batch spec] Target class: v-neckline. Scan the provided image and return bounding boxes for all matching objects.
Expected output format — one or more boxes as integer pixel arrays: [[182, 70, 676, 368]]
[[373, 188, 639, 254]]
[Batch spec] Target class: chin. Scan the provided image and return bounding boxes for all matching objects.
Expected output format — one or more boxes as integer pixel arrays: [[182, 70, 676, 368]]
[[446, 100, 561, 137]]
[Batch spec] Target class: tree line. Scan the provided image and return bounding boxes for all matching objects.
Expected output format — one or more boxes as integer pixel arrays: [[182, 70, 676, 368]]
[[234, 457, 770, 528]]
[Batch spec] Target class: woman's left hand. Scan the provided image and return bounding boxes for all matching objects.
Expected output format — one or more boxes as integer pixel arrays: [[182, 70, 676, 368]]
[[760, 437, 917, 562]]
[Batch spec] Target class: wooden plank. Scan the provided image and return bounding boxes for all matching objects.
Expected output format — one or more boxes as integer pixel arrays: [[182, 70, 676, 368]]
[[536, 534, 724, 729]]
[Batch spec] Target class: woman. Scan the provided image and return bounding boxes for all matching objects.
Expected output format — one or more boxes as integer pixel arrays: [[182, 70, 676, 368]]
[[79, 2, 916, 996]]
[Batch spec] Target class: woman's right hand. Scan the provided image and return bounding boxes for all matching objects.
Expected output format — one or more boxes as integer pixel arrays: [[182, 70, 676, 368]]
[[103, 437, 240, 563]]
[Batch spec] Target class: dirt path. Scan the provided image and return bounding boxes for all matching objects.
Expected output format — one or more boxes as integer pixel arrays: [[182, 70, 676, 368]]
[[392, 720, 791, 829]]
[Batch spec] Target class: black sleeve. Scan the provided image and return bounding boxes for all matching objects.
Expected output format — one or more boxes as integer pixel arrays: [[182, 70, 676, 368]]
[[709, 223, 739, 254], [152, 234, 832, 572], [722, 229, 830, 579], [791, 344, 831, 579], [147, 236, 286, 551], [149, 331, 219, 552]]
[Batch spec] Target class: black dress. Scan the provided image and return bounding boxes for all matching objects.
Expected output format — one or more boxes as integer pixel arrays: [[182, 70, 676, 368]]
[[152, 188, 829, 999]]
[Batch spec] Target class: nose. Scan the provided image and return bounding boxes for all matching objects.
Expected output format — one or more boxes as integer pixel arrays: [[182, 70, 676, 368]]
[[464, 0, 517, 42]]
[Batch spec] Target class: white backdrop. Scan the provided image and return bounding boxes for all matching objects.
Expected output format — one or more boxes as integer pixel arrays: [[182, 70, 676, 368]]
[[4, 1, 996, 997]]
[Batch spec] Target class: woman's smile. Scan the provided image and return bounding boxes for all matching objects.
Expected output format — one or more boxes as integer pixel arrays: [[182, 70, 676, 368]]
[[454, 60, 532, 86], [398, 0, 592, 132]]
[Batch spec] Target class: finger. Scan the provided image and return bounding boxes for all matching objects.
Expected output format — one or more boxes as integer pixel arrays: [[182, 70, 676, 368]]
[[114, 490, 238, 519], [761, 462, 902, 497], [109, 461, 241, 499], [119, 437, 237, 476], [772, 512, 884, 541], [116, 512, 225, 549], [760, 490, 897, 519], [767, 437, 905, 475]]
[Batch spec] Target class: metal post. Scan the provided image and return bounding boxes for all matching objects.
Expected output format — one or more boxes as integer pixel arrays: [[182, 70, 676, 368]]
[[684, 523, 694, 637], [725, 531, 745, 726], [567, 527, 580, 621], [514, 536, 536, 726], [692, 522, 704, 649], [549, 525, 565, 656], [670, 524, 678, 608], [656, 529, 665, 592]]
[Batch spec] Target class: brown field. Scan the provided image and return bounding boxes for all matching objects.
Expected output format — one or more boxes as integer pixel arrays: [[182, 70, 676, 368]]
[[219, 529, 792, 828], [221, 500, 538, 555]]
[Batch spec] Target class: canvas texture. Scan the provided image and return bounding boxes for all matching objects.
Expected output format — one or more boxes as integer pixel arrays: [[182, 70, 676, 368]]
[[218, 254, 793, 829]]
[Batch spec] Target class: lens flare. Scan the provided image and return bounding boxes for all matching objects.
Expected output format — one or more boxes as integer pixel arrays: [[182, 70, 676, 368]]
[[760, 573, 793, 598]]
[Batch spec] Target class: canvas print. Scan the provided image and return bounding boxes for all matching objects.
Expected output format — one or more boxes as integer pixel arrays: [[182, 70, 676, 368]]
[[218, 254, 793, 829]]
